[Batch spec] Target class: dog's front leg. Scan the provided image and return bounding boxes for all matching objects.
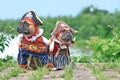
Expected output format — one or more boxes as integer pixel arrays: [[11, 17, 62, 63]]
[[27, 55, 33, 70]]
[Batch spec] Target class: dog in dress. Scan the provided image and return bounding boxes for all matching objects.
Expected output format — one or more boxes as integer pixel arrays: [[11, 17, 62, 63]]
[[49, 21, 77, 70]]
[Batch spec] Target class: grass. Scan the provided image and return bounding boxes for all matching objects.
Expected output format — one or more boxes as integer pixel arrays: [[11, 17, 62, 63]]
[[60, 73, 65, 78], [30, 66, 49, 80], [30, 68, 44, 80], [30, 65, 74, 80], [0, 58, 120, 80], [0, 61, 17, 72], [64, 65, 73, 80], [0, 60, 22, 80], [0, 67, 22, 80], [86, 62, 120, 80]]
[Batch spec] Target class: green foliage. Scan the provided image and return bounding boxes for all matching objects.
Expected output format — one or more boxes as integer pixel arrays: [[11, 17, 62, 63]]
[[0, 68, 22, 80], [0, 6, 119, 40], [0, 33, 14, 53], [30, 68, 44, 80], [64, 66, 73, 80], [2, 55, 13, 62], [0, 55, 14, 66], [0, 19, 19, 34], [1, 6, 120, 62], [0, 56, 17, 72], [72, 56, 91, 63], [87, 26, 120, 62], [87, 63, 110, 80]]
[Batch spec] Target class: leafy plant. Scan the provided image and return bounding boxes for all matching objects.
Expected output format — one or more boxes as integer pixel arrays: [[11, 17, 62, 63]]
[[2, 55, 13, 62], [72, 56, 91, 63], [0, 33, 15, 53], [87, 26, 120, 62]]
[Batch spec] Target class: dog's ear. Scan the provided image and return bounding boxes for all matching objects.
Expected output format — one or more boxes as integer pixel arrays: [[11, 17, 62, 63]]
[[51, 21, 77, 36], [21, 11, 43, 26], [70, 27, 78, 34]]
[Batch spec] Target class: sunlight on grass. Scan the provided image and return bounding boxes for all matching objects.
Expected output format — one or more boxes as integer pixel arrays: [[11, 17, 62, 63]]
[[30, 68, 44, 80], [86, 63, 120, 80], [64, 66, 73, 80], [30, 66, 49, 80], [0, 67, 22, 80]]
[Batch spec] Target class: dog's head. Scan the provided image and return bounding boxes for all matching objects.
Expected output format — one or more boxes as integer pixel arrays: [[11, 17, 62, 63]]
[[51, 21, 77, 43], [17, 20, 35, 36], [17, 11, 43, 36]]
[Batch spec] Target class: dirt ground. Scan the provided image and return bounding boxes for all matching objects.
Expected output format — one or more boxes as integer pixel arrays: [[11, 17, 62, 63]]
[[72, 64, 96, 80], [0, 63, 120, 80], [9, 63, 96, 80]]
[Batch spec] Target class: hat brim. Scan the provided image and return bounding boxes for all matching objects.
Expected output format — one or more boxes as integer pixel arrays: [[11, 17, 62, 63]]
[[51, 21, 77, 36]]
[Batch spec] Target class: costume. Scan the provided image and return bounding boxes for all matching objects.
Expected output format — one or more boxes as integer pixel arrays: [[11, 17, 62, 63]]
[[17, 29, 51, 67], [17, 11, 54, 69], [50, 21, 77, 69]]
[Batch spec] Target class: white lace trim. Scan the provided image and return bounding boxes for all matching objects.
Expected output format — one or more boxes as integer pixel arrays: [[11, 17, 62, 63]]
[[25, 29, 43, 42]]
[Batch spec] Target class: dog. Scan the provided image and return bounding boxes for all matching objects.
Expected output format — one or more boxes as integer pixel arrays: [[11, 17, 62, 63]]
[[49, 21, 77, 70], [17, 11, 54, 70]]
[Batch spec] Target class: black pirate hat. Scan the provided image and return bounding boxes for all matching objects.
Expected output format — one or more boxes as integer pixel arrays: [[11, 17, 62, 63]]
[[21, 11, 43, 26]]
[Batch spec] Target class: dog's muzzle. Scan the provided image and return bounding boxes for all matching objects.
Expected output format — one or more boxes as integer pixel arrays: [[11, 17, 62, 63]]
[[61, 31, 73, 42], [17, 23, 31, 35]]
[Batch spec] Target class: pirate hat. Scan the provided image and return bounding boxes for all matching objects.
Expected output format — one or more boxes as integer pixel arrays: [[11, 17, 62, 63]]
[[21, 10, 43, 26], [51, 21, 77, 36]]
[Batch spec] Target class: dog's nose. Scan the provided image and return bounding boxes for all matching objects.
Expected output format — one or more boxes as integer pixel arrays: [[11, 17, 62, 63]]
[[17, 24, 26, 33], [66, 36, 72, 41], [17, 25, 31, 35], [17, 26, 22, 33], [67, 38, 70, 41]]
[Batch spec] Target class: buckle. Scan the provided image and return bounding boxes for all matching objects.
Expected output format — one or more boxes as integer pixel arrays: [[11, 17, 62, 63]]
[[29, 45, 38, 51]]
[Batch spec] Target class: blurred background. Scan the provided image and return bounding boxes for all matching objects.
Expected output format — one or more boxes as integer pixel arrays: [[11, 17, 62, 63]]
[[0, 0, 120, 19], [0, 0, 120, 62]]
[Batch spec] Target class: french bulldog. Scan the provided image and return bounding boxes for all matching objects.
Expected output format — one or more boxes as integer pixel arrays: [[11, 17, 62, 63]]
[[17, 11, 54, 70], [17, 20, 35, 36], [49, 21, 77, 70]]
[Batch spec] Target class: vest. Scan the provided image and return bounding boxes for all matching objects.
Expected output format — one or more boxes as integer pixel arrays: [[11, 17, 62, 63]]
[[21, 36, 47, 53], [52, 42, 70, 56]]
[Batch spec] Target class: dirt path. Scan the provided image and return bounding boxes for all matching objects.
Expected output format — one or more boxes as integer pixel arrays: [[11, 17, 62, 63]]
[[0, 67, 12, 77], [43, 70, 65, 80], [0, 63, 120, 80], [0, 64, 96, 80], [73, 64, 96, 80], [9, 70, 34, 80], [103, 69, 120, 80], [42, 63, 96, 80]]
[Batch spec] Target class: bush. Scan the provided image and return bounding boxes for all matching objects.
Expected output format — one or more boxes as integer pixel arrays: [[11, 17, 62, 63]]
[[0, 33, 14, 53], [87, 26, 120, 62]]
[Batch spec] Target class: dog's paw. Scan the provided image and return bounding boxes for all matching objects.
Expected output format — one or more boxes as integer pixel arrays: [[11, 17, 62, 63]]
[[51, 68, 57, 71]]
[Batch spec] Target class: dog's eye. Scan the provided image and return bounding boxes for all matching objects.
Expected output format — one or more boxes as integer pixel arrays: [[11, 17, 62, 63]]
[[22, 21, 30, 27], [23, 21, 30, 26]]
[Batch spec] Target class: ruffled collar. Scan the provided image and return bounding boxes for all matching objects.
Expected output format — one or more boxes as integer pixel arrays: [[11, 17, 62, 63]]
[[24, 29, 43, 42]]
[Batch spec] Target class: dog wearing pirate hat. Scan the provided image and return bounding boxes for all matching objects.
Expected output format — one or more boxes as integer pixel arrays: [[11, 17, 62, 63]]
[[17, 11, 54, 70], [49, 21, 77, 70]]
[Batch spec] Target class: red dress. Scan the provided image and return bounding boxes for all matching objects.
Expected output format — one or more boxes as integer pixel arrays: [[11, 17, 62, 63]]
[[50, 39, 71, 70]]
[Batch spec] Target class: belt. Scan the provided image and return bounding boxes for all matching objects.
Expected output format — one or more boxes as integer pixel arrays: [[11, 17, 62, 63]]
[[21, 43, 47, 53]]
